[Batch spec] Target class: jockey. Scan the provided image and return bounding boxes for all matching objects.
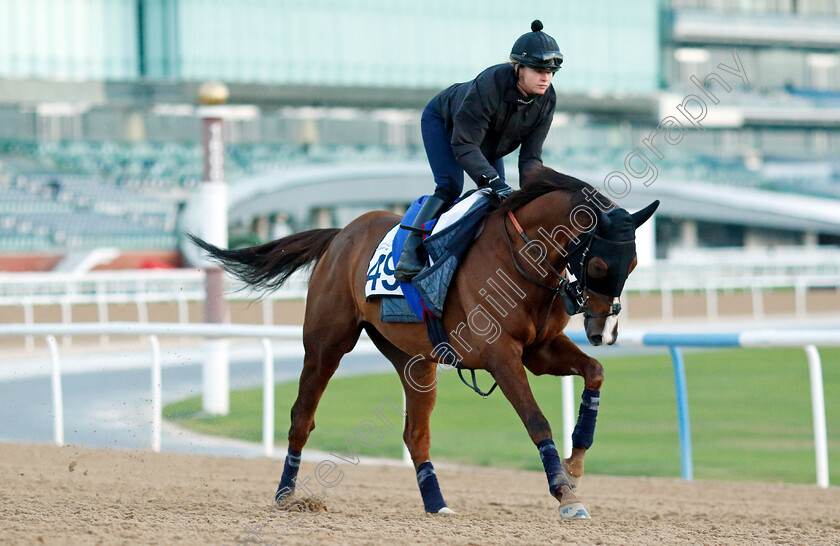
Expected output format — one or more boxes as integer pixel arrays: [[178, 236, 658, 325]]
[[394, 19, 562, 282]]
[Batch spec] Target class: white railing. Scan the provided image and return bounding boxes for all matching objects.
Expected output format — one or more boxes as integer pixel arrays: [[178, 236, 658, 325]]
[[626, 270, 840, 321], [0, 269, 308, 308], [0, 269, 308, 349], [1, 264, 837, 339], [0, 322, 303, 458], [627, 246, 840, 321], [0, 322, 836, 488], [564, 329, 838, 488], [665, 246, 840, 273]]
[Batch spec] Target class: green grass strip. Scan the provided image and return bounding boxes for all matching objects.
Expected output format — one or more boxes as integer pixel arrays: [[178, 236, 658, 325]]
[[164, 347, 840, 484]]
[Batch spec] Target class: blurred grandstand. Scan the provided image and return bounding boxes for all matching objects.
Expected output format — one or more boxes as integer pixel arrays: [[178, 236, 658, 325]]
[[0, 0, 839, 273]]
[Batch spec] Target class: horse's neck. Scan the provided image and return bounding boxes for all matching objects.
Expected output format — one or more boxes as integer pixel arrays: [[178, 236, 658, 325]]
[[459, 194, 582, 342]]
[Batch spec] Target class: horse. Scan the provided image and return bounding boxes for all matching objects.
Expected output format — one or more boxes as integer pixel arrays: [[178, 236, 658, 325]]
[[190, 166, 658, 520]]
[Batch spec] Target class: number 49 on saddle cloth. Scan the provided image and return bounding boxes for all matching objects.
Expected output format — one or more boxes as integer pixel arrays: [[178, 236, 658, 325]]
[[364, 189, 494, 322]]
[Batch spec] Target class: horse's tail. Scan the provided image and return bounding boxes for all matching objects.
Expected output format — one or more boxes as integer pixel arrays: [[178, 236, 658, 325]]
[[188, 228, 341, 292]]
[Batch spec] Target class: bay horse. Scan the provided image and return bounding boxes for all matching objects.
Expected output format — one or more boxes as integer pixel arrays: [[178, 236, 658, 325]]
[[190, 166, 658, 520]]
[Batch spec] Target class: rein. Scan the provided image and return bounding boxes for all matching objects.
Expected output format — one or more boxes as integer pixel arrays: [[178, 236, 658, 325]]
[[503, 211, 580, 341]]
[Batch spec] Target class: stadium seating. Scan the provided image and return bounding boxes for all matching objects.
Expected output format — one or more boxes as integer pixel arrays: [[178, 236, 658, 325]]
[[1, 120, 837, 253]]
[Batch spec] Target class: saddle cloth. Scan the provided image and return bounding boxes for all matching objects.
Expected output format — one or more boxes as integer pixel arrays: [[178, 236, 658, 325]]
[[365, 189, 493, 322]]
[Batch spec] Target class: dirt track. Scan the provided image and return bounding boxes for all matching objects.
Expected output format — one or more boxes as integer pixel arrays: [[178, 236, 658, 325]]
[[2, 443, 839, 545]]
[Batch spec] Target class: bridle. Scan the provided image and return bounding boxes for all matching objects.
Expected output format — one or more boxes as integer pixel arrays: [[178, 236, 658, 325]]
[[502, 210, 622, 337], [568, 233, 623, 319]]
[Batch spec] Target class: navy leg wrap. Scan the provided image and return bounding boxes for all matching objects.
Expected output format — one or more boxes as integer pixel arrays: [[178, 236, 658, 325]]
[[571, 388, 600, 449], [416, 461, 447, 513], [537, 439, 570, 496], [275, 448, 302, 501]]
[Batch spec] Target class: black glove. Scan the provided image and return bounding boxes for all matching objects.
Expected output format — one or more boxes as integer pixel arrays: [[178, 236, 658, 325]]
[[481, 175, 513, 200]]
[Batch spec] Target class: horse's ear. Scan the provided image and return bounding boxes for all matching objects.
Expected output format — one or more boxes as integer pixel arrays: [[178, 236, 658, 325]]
[[631, 200, 660, 228], [597, 207, 612, 234]]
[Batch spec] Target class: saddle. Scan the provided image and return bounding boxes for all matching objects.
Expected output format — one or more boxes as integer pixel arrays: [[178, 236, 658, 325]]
[[365, 189, 494, 323]]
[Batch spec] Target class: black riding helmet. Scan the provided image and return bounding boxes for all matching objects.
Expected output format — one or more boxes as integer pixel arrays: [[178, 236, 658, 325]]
[[510, 20, 563, 73]]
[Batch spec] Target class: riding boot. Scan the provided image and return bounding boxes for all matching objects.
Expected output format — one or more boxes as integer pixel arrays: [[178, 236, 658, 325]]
[[394, 194, 449, 282]]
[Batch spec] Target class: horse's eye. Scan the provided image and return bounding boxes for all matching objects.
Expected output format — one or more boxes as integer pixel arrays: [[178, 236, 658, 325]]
[[587, 258, 608, 279]]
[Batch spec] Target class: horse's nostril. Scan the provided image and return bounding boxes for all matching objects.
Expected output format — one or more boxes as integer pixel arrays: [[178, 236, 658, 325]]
[[589, 335, 603, 345]]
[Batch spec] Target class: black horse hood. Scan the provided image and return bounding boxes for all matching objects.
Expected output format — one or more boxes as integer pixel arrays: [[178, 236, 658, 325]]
[[598, 200, 660, 241], [568, 201, 660, 297]]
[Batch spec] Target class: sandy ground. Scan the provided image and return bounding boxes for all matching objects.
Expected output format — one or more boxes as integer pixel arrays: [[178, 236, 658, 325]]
[[1, 443, 839, 545]]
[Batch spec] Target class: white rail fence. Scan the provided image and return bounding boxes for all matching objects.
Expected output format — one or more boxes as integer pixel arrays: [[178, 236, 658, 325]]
[[1, 322, 304, 458], [0, 269, 308, 349], [627, 246, 840, 321], [0, 322, 836, 488], [1, 264, 838, 344], [626, 270, 840, 321]]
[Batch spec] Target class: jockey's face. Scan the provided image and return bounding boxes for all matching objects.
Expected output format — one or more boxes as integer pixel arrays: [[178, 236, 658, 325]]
[[517, 65, 553, 96]]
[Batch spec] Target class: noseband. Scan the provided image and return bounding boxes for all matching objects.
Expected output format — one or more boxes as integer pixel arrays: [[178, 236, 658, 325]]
[[503, 211, 622, 335]]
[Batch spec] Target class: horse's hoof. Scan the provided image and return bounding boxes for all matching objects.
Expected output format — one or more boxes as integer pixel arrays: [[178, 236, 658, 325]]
[[558, 502, 591, 520], [432, 507, 456, 515]]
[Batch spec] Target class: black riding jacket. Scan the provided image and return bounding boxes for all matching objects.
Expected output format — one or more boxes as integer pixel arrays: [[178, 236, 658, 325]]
[[429, 63, 557, 183]]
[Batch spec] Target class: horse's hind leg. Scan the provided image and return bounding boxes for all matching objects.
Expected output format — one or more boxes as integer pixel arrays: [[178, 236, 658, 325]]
[[402, 361, 454, 514], [275, 306, 362, 502], [365, 325, 453, 514]]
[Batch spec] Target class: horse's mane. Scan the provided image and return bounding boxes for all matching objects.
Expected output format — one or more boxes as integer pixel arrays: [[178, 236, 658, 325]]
[[496, 166, 610, 215]]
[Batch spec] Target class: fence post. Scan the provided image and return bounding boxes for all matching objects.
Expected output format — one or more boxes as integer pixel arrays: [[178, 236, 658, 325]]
[[795, 282, 807, 318], [135, 293, 149, 323], [46, 335, 64, 446], [561, 375, 575, 459], [150, 335, 162, 453], [262, 299, 274, 326], [23, 300, 34, 351], [705, 286, 718, 320], [177, 294, 189, 325], [751, 286, 764, 319], [262, 338, 275, 458], [804, 345, 829, 489], [662, 285, 674, 321], [61, 295, 72, 348], [96, 282, 110, 346], [401, 387, 412, 466], [670, 346, 693, 481]]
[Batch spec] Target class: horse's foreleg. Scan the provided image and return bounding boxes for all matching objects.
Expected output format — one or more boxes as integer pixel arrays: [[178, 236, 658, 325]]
[[487, 348, 590, 519], [523, 334, 604, 491], [563, 363, 603, 490]]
